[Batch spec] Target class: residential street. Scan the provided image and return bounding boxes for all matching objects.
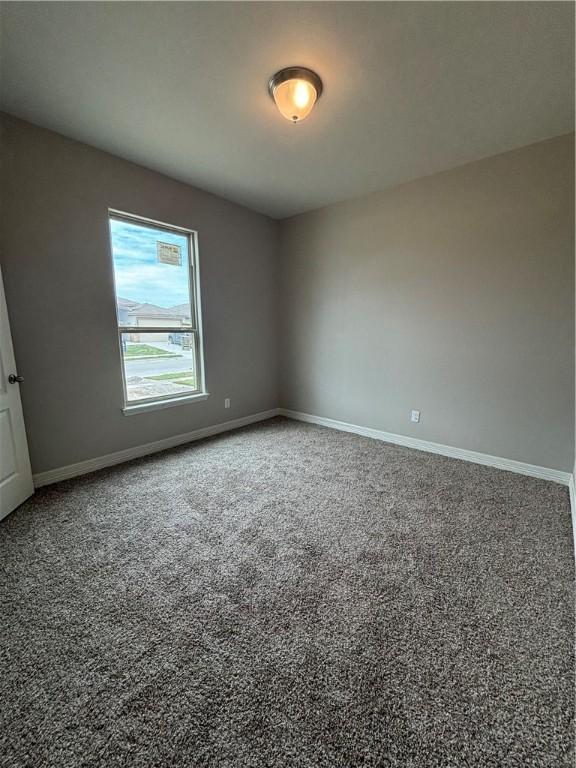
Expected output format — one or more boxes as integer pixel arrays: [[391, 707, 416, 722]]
[[123, 341, 194, 378], [124, 355, 193, 378]]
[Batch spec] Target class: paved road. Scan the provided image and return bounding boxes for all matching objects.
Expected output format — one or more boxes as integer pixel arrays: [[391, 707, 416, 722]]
[[124, 354, 193, 378], [123, 342, 194, 378]]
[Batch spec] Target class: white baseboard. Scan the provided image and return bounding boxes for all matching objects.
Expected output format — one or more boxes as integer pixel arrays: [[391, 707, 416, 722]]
[[33, 404, 572, 493], [33, 408, 280, 487], [279, 408, 571, 486], [569, 474, 576, 562]]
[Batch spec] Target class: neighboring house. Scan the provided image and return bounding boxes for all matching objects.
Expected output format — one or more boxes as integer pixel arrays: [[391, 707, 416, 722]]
[[117, 297, 191, 341], [116, 297, 140, 326]]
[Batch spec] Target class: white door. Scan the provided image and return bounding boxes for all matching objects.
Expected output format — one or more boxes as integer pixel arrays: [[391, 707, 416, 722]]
[[0, 266, 33, 520]]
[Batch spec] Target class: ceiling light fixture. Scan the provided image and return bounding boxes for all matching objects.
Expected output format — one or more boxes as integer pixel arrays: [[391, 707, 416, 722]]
[[268, 67, 323, 123]]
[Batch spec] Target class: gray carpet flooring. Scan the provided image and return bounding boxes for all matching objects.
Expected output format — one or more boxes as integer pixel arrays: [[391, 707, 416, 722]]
[[0, 417, 574, 767]]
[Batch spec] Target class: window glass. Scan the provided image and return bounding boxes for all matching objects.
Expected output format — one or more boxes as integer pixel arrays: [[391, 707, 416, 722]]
[[109, 213, 203, 406], [109, 217, 192, 327], [120, 331, 197, 402]]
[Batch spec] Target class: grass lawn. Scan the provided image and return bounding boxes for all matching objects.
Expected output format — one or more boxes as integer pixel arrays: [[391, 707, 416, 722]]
[[124, 344, 181, 359], [146, 372, 196, 387]]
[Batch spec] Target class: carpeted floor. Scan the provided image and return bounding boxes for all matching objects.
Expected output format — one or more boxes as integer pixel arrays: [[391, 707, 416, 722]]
[[0, 417, 573, 767]]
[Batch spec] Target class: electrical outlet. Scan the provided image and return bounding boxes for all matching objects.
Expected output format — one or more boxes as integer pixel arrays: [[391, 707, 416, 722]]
[[410, 409, 420, 423], [224, 398, 231, 409]]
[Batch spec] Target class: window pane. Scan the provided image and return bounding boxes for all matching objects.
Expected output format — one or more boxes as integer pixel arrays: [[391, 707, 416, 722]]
[[110, 217, 192, 329], [121, 332, 198, 402]]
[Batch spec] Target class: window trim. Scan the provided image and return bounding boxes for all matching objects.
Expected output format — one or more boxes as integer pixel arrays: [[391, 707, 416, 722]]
[[108, 209, 207, 411], [122, 392, 210, 416]]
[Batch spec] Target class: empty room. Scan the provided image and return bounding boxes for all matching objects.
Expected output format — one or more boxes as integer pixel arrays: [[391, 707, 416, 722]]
[[0, 2, 574, 766]]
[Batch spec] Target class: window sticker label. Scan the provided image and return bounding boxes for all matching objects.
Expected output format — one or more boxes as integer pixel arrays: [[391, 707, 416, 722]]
[[157, 241, 182, 266]]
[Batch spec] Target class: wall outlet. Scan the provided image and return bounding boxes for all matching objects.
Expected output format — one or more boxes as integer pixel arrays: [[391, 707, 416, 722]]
[[410, 409, 420, 423], [224, 398, 231, 409]]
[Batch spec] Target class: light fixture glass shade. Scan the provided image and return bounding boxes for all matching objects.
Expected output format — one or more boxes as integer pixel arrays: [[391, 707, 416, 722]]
[[268, 67, 323, 123], [272, 79, 317, 122]]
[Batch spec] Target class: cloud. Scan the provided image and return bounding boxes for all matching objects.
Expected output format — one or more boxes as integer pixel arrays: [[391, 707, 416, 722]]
[[114, 264, 190, 307], [110, 218, 191, 307]]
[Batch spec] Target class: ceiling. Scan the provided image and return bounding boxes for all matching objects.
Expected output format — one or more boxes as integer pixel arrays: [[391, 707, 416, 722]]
[[0, 2, 573, 219]]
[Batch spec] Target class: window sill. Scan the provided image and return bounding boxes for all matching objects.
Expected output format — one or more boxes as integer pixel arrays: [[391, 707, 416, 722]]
[[122, 393, 210, 416]]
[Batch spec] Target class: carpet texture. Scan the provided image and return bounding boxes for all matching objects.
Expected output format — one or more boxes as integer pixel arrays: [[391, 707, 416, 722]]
[[1, 417, 574, 767]]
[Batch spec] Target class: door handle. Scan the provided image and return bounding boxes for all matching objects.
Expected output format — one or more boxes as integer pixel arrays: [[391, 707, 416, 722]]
[[8, 374, 23, 384]]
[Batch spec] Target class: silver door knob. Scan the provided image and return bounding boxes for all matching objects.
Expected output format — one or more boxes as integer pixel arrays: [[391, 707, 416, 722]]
[[8, 374, 23, 384]]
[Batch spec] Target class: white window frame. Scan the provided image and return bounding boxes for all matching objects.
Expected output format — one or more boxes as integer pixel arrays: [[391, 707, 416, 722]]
[[108, 209, 207, 414]]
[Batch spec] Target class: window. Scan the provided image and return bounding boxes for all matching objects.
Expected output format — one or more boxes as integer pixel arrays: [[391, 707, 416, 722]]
[[108, 211, 206, 411]]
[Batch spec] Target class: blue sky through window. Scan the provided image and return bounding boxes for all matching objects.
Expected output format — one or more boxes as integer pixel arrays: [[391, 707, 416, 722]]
[[110, 218, 191, 308]]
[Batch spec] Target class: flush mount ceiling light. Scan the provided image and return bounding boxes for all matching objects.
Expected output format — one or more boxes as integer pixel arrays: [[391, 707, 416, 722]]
[[268, 67, 323, 123]]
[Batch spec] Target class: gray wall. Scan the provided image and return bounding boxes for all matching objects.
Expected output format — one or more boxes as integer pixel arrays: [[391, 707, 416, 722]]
[[0, 115, 280, 474], [1, 116, 573, 476], [279, 134, 575, 471]]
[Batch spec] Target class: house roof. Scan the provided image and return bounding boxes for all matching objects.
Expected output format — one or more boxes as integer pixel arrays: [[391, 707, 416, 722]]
[[170, 303, 192, 317], [117, 298, 191, 320], [117, 297, 140, 310]]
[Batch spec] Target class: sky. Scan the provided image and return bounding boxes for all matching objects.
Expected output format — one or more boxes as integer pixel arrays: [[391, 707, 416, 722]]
[[110, 218, 191, 308]]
